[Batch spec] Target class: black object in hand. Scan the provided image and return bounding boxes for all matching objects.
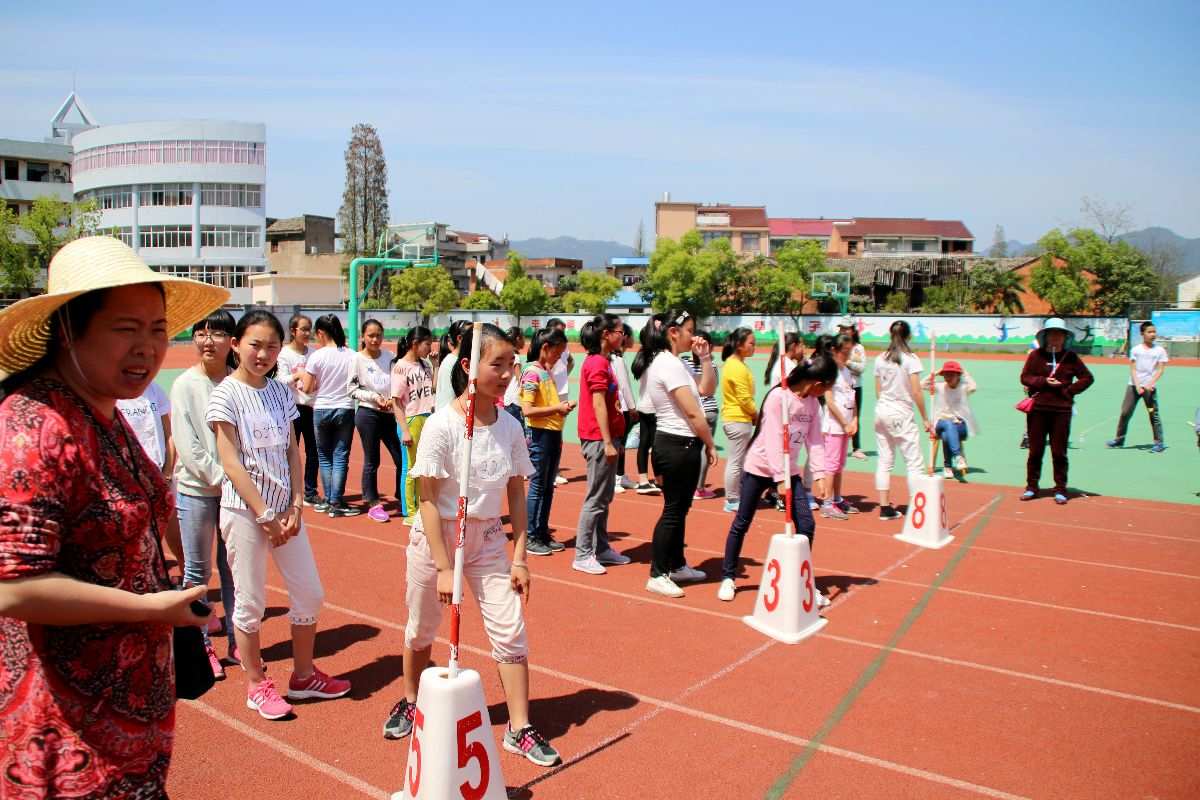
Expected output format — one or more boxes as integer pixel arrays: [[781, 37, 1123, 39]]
[[190, 600, 212, 617]]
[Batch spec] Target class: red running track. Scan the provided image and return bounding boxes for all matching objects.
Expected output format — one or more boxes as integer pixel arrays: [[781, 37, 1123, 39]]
[[167, 436, 1200, 799]]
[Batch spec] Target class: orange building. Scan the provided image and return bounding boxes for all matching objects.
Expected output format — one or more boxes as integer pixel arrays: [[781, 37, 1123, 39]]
[[655, 200, 769, 256], [1004, 255, 1098, 315]]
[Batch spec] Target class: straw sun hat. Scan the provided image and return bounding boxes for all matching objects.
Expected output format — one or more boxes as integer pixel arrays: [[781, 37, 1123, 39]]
[[0, 236, 229, 379]]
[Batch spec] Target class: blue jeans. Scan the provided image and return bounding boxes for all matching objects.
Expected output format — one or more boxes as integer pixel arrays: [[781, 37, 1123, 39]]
[[722, 472, 815, 580], [177, 492, 236, 651], [936, 419, 969, 463], [526, 427, 563, 544], [314, 407, 355, 506]]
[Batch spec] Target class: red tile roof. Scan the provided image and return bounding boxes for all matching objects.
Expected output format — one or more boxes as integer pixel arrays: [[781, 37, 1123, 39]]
[[768, 218, 844, 237], [835, 218, 973, 239]]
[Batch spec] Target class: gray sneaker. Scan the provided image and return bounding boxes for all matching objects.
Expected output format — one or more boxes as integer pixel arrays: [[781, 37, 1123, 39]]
[[526, 540, 554, 557], [382, 698, 416, 739], [546, 539, 566, 552], [820, 502, 849, 521], [596, 549, 631, 566], [503, 724, 561, 767]]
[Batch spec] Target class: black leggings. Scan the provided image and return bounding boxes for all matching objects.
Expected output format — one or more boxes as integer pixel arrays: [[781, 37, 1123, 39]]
[[636, 413, 657, 477], [852, 385, 863, 451], [649, 431, 703, 577], [355, 406, 403, 504]]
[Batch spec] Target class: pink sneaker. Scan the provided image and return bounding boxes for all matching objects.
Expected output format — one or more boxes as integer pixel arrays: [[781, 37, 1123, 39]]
[[246, 678, 292, 720], [287, 666, 351, 700], [694, 488, 717, 500], [206, 643, 225, 681], [367, 504, 389, 523]]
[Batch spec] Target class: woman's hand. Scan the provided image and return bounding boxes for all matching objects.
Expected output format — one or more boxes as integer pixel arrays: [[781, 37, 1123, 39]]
[[1046, 377, 1062, 387], [262, 518, 287, 548], [706, 444, 717, 466], [281, 508, 301, 539], [510, 564, 530, 603], [812, 478, 827, 501], [150, 584, 211, 626], [845, 419, 858, 437], [692, 338, 712, 359], [400, 429, 413, 446], [436, 568, 454, 604]]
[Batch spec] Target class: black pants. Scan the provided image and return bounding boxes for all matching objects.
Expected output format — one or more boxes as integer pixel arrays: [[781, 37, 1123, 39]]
[[1114, 386, 1163, 443], [637, 413, 657, 476], [355, 406, 403, 504], [852, 386, 863, 451], [293, 404, 319, 501], [1026, 409, 1071, 493], [650, 431, 703, 577], [616, 410, 632, 476], [723, 472, 815, 580]]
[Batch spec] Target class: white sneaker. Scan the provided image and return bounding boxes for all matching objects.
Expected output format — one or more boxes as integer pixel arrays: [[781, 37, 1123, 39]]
[[815, 590, 831, 609], [571, 556, 606, 575], [717, 578, 736, 601], [618, 476, 638, 490], [646, 575, 684, 598], [613, 481, 625, 494], [942, 467, 954, 479], [669, 564, 706, 583], [596, 549, 631, 566], [554, 475, 568, 486], [955, 455, 968, 471]]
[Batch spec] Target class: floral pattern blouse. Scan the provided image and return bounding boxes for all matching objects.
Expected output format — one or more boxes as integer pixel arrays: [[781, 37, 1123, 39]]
[[0, 378, 175, 800]]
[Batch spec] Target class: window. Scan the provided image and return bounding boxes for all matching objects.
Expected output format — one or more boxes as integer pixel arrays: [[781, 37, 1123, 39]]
[[72, 140, 267, 174], [270, 239, 280, 252], [3, 160, 17, 181], [139, 183, 192, 207], [623, 274, 638, 286], [741, 233, 760, 253], [86, 226, 133, 246], [847, 240, 858, 255], [86, 185, 133, 209], [200, 225, 261, 249], [200, 183, 263, 207], [701, 231, 731, 245], [26, 162, 50, 182], [139, 225, 193, 248], [910, 240, 928, 252]]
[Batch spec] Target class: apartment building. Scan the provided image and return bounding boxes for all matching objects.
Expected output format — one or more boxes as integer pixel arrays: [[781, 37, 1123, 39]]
[[827, 218, 974, 257], [655, 199, 770, 256]]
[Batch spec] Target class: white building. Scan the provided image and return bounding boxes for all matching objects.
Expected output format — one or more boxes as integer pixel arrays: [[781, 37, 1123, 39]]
[[1, 139, 74, 217], [1178, 274, 1200, 308], [73, 120, 267, 304]]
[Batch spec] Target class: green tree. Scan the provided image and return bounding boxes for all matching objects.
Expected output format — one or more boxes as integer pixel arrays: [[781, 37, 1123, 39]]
[[338, 123, 390, 301], [1038, 227, 1158, 315], [970, 263, 1025, 314], [390, 267, 460, 322], [499, 251, 549, 316], [883, 291, 909, 313], [18, 197, 100, 273], [918, 284, 965, 313], [642, 230, 736, 317], [1029, 235, 1090, 315], [461, 288, 502, 309], [755, 240, 824, 319], [0, 205, 35, 296], [560, 271, 621, 314]]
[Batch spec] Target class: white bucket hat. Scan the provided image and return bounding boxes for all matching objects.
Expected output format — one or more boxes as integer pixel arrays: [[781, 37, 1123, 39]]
[[1035, 317, 1074, 350], [0, 236, 229, 379]]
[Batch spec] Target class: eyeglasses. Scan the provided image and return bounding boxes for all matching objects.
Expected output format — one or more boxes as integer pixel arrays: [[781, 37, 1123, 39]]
[[193, 330, 229, 343]]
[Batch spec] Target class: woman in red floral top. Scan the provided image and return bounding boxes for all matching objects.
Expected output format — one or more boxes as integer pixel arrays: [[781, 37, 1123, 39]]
[[0, 237, 226, 799]]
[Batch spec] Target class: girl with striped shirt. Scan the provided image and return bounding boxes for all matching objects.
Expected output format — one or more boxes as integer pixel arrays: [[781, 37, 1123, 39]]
[[207, 310, 351, 720]]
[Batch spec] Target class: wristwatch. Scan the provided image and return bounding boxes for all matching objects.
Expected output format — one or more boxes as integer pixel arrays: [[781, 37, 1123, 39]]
[[255, 508, 277, 524]]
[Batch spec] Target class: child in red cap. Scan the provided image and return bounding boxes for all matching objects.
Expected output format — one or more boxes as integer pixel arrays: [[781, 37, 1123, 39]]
[[922, 360, 978, 482]]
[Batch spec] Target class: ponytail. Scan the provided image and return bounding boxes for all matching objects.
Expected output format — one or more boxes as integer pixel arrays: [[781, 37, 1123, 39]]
[[763, 332, 802, 383], [885, 320, 912, 365], [748, 354, 838, 446], [631, 312, 669, 380], [396, 325, 432, 363], [721, 326, 754, 361], [314, 314, 346, 349]]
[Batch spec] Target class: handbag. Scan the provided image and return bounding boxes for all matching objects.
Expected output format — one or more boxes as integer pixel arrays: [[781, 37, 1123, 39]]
[[1016, 360, 1060, 414]]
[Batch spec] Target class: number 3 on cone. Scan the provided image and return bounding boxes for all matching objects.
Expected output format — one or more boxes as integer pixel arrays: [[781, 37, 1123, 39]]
[[763, 558, 815, 613]]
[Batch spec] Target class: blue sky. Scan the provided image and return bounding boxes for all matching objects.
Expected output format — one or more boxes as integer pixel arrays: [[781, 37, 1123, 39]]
[[3, 1, 1198, 246]]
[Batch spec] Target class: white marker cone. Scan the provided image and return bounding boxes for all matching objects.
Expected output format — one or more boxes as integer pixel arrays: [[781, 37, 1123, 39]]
[[743, 533, 827, 644], [894, 474, 954, 550], [395, 667, 507, 800]]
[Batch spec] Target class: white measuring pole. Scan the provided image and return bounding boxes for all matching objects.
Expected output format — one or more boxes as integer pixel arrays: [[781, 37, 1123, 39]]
[[778, 321, 794, 537], [448, 321, 483, 679]]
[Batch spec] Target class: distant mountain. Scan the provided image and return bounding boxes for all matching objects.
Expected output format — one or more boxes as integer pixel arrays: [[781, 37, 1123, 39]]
[[508, 236, 637, 269]]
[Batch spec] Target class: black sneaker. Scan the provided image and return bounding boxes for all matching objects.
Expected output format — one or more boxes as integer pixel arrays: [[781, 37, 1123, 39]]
[[527, 540, 553, 557], [382, 698, 416, 739], [635, 482, 661, 495], [502, 724, 561, 767], [879, 505, 902, 521], [329, 504, 361, 518], [313, 501, 329, 513], [547, 539, 566, 552]]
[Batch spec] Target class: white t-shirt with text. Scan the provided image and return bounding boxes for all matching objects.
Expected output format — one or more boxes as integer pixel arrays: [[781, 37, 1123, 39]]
[[117, 381, 171, 470], [205, 376, 300, 513], [874, 351, 923, 409], [276, 344, 314, 406]]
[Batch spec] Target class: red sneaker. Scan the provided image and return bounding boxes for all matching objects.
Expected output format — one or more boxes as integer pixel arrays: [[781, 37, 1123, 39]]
[[287, 666, 351, 700], [246, 678, 292, 720]]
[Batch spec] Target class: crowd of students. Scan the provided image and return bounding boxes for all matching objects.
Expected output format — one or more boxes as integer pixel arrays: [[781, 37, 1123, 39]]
[[0, 238, 1179, 796]]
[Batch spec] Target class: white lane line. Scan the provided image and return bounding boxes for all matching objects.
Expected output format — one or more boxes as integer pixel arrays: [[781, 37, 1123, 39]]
[[263, 586, 1029, 800], [184, 698, 389, 799]]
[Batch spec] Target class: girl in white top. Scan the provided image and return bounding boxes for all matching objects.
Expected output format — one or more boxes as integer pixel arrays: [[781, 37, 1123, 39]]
[[207, 310, 350, 721], [922, 361, 978, 481], [350, 318, 403, 523], [611, 323, 638, 492], [117, 380, 173, 474], [298, 315, 360, 517], [872, 320, 934, 521], [634, 310, 717, 599], [276, 313, 318, 504], [836, 317, 869, 459], [382, 323, 561, 767], [434, 320, 468, 410], [819, 333, 859, 519]]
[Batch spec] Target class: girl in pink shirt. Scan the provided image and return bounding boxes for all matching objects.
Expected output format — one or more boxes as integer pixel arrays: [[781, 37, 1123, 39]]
[[718, 356, 837, 603], [391, 326, 436, 522]]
